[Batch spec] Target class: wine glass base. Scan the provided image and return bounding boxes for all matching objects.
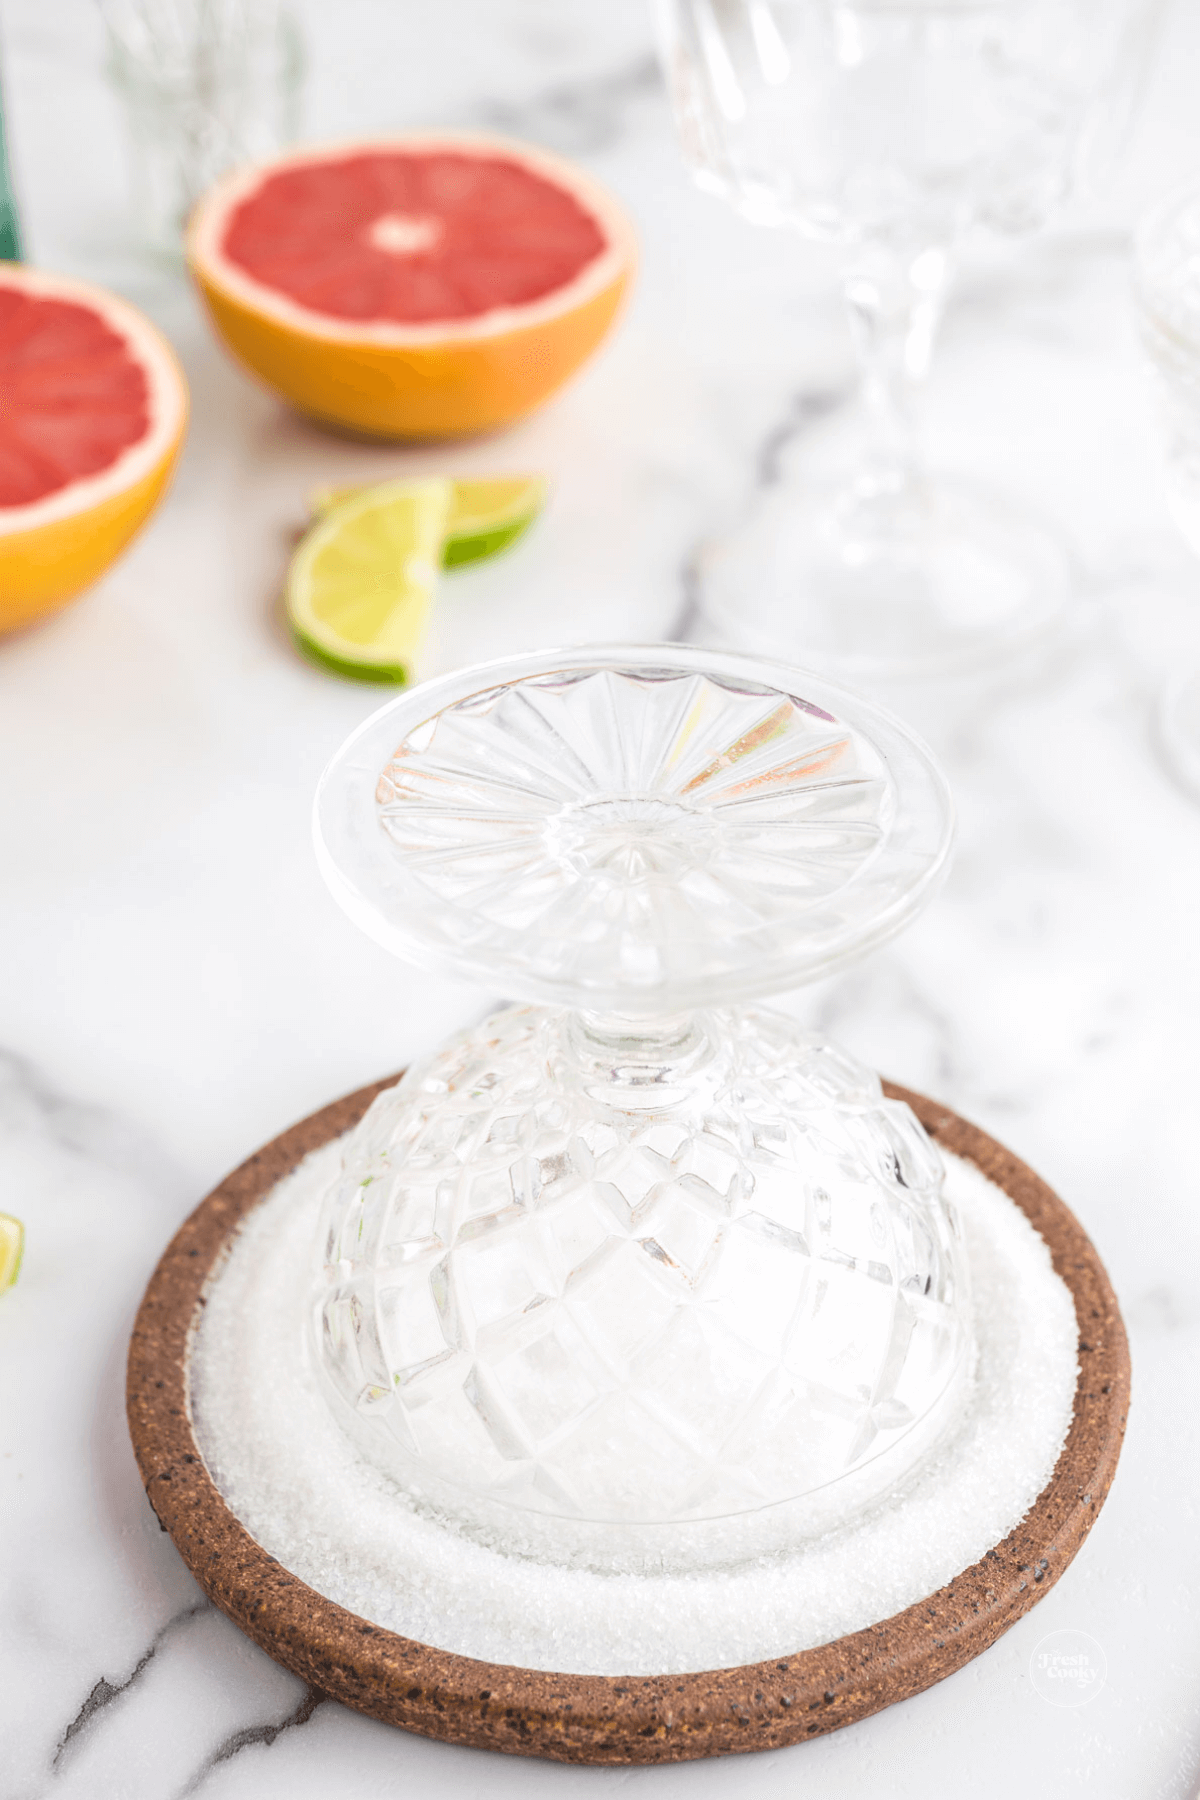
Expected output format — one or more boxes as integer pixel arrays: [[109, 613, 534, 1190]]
[[696, 478, 1072, 683], [1159, 665, 1200, 799]]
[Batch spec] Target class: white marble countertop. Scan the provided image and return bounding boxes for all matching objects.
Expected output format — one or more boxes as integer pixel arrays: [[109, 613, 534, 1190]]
[[4, 1, 1200, 1795]]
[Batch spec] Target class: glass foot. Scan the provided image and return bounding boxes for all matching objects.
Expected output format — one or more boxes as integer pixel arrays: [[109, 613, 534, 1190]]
[[317, 645, 952, 1014], [697, 478, 1072, 682], [1159, 665, 1200, 799]]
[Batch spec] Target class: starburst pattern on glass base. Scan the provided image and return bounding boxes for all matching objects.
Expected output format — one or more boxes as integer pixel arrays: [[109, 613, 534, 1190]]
[[359, 663, 934, 1011]]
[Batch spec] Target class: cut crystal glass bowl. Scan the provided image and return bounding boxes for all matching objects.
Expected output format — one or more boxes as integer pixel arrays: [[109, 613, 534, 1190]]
[[312, 646, 970, 1570]]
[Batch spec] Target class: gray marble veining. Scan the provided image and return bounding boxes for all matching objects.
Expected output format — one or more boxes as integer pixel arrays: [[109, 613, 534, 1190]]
[[2, 0, 1200, 1795]]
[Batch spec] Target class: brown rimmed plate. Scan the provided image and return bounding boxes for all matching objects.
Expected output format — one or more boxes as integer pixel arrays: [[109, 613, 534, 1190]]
[[126, 1079, 1128, 1765]]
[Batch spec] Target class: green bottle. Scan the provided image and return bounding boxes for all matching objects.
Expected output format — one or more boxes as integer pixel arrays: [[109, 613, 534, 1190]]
[[0, 67, 22, 261]]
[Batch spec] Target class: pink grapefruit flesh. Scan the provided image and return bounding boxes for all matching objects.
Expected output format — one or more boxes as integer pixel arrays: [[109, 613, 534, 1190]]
[[221, 150, 609, 324], [0, 267, 188, 635], [0, 288, 152, 506]]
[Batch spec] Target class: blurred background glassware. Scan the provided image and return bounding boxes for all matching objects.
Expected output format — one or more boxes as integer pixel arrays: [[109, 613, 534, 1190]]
[[656, 0, 1162, 681], [310, 644, 971, 1572], [0, 59, 23, 260], [98, 0, 305, 256], [1134, 178, 1200, 799]]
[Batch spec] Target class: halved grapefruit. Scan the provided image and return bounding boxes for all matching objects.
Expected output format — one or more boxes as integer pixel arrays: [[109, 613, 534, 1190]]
[[0, 267, 188, 636], [186, 133, 636, 440]]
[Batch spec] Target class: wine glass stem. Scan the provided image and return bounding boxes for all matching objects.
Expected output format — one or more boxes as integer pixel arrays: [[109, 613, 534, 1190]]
[[840, 242, 952, 507]]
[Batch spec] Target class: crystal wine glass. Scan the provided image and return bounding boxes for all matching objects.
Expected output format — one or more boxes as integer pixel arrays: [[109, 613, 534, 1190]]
[[312, 644, 970, 1572], [656, 0, 1160, 679], [1135, 179, 1200, 799]]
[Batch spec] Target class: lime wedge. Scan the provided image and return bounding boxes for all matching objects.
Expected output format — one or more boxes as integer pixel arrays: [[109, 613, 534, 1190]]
[[309, 475, 547, 569], [442, 476, 548, 566], [0, 1214, 24, 1293], [287, 478, 451, 684]]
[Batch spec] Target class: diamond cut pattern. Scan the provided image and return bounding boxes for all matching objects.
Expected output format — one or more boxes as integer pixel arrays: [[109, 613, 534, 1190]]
[[318, 1004, 969, 1524]]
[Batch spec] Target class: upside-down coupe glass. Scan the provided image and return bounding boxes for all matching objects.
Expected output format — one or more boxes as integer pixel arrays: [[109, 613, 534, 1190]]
[[310, 645, 971, 1572], [656, 0, 1161, 679]]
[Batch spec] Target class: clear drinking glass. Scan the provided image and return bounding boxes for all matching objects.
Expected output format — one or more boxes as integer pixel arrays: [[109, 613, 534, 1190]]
[[310, 644, 972, 1573], [99, 0, 305, 254], [656, 0, 1160, 680], [1135, 179, 1200, 798]]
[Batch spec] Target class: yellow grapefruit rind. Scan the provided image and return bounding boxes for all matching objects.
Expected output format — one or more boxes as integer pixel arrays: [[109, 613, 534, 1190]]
[[186, 133, 636, 441], [0, 268, 189, 636], [0, 456, 181, 634]]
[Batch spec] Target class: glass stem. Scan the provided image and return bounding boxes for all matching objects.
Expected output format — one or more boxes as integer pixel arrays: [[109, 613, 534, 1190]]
[[572, 1009, 705, 1064], [840, 242, 952, 515], [567, 1009, 715, 1104]]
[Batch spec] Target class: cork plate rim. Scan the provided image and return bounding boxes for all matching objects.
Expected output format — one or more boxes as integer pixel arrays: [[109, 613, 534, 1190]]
[[126, 1075, 1129, 1767]]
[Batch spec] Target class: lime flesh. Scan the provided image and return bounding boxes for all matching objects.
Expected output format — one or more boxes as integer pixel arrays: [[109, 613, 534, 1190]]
[[287, 478, 450, 684], [0, 1214, 24, 1292], [309, 475, 547, 569]]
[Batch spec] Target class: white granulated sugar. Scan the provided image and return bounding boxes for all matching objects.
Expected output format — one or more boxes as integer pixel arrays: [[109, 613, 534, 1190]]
[[189, 1141, 1078, 1677]]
